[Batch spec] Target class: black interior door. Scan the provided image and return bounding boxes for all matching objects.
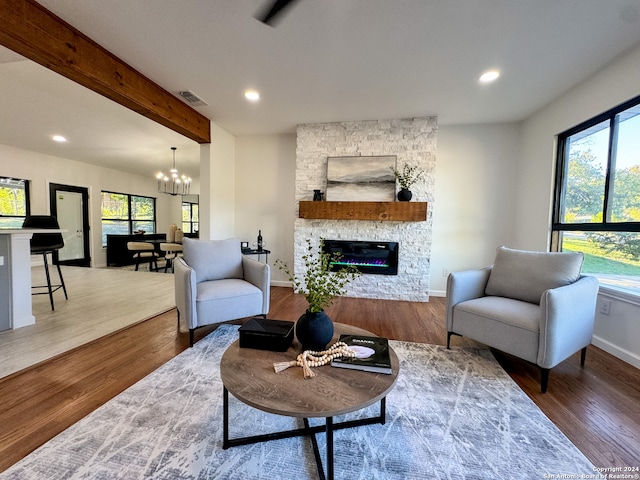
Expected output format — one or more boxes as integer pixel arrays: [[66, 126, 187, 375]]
[[49, 183, 91, 267]]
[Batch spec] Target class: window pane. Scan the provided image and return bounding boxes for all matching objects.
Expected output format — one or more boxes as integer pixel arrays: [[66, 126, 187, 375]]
[[102, 192, 129, 219], [101, 220, 130, 245], [0, 177, 28, 218], [610, 109, 640, 222], [561, 121, 609, 223], [560, 231, 640, 292], [0, 217, 25, 228], [133, 221, 155, 234], [192, 204, 199, 222], [182, 204, 190, 222], [131, 196, 154, 220]]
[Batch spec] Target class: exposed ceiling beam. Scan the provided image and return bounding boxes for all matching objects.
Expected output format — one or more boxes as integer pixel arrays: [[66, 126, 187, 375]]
[[0, 0, 211, 144]]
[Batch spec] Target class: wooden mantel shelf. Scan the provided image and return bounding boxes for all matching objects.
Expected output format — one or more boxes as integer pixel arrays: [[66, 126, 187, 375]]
[[299, 201, 428, 221]]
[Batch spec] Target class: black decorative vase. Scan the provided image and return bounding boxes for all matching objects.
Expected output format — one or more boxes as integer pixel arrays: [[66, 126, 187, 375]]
[[397, 188, 413, 201], [295, 310, 334, 352]]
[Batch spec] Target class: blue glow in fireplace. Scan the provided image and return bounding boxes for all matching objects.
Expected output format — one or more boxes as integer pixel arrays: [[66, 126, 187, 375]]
[[322, 240, 399, 275]]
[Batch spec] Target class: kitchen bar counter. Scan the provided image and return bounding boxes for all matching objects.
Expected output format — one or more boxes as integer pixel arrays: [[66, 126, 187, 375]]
[[0, 229, 64, 331]]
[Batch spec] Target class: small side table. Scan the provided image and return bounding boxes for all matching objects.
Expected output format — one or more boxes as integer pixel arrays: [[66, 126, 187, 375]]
[[242, 248, 270, 263]]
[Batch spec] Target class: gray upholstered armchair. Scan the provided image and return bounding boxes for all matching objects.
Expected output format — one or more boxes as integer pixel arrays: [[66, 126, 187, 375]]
[[446, 246, 599, 392], [174, 237, 270, 346]]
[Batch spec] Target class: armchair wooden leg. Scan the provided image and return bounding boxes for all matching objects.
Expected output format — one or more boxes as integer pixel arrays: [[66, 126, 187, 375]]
[[540, 368, 550, 393], [189, 329, 195, 347], [580, 346, 587, 367]]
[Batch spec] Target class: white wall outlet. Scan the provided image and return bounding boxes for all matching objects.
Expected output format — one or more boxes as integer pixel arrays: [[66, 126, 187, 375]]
[[442, 268, 449, 277], [600, 299, 611, 316], [0, 255, 4, 266]]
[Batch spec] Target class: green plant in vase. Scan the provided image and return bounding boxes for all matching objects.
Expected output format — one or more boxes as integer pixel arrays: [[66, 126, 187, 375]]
[[275, 239, 360, 350], [390, 163, 424, 201]]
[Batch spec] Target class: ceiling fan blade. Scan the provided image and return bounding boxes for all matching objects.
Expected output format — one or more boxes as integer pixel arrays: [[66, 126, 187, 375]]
[[256, 0, 301, 26]]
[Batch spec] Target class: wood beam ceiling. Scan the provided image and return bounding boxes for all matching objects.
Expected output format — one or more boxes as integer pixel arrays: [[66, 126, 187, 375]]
[[0, 0, 211, 144]]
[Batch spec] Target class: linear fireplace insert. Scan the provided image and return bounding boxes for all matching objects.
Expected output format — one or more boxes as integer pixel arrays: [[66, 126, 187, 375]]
[[322, 240, 399, 275]]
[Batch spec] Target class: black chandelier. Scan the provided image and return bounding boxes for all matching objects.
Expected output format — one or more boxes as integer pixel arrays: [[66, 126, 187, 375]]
[[156, 147, 191, 196]]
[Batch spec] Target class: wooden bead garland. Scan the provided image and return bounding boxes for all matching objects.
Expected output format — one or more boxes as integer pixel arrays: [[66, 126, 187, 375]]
[[273, 341, 356, 379]]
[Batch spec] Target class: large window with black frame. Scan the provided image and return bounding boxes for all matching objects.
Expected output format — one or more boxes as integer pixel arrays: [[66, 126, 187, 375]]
[[101, 191, 156, 246], [0, 177, 30, 228], [552, 95, 640, 293]]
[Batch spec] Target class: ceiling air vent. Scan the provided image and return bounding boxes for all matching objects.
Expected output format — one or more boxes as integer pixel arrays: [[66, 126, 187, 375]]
[[176, 90, 208, 107]]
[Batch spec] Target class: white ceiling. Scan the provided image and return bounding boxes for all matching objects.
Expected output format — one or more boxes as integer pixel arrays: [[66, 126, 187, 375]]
[[2, 0, 640, 179]]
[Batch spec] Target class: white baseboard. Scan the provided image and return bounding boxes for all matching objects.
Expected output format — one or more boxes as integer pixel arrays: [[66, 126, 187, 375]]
[[428, 290, 446, 297], [592, 335, 640, 369]]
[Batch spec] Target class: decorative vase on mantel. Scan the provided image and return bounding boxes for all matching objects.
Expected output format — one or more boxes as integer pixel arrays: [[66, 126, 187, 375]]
[[295, 310, 334, 352], [397, 188, 413, 202]]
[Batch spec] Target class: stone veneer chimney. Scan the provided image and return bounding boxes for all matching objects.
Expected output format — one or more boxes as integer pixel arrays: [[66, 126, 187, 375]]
[[294, 117, 437, 302]]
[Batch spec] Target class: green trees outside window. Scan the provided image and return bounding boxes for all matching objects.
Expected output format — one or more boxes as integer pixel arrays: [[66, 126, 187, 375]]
[[182, 200, 198, 234], [101, 191, 156, 245], [0, 177, 30, 228], [553, 97, 640, 292]]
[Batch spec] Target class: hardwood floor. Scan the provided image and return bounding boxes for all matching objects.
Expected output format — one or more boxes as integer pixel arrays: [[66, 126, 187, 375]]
[[1, 286, 638, 473]]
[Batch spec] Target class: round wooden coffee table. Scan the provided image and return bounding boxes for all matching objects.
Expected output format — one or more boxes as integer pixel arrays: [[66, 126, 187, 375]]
[[220, 322, 399, 480]]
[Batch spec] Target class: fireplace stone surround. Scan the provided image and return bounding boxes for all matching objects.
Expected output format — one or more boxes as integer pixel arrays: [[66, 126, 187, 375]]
[[294, 117, 437, 302]]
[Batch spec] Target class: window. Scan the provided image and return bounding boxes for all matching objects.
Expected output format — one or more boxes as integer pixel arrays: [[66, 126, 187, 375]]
[[182, 200, 199, 234], [101, 191, 156, 245], [0, 177, 30, 228], [552, 95, 640, 293]]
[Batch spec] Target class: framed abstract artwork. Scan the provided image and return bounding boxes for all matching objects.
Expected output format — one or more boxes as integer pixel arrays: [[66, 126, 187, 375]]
[[326, 156, 396, 201]]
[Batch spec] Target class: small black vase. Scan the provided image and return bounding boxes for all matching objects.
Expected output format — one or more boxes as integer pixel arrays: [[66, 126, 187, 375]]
[[397, 188, 413, 201], [295, 310, 334, 351]]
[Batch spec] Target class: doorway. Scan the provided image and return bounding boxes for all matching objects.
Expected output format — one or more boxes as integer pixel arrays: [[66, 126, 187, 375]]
[[49, 183, 91, 267]]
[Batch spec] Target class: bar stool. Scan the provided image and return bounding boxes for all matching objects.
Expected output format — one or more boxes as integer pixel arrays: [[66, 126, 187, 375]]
[[22, 215, 68, 311], [160, 242, 183, 273], [127, 241, 159, 271]]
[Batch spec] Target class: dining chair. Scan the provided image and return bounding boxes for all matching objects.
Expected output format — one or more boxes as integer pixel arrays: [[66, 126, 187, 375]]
[[159, 242, 183, 273], [127, 241, 159, 271], [22, 215, 68, 311]]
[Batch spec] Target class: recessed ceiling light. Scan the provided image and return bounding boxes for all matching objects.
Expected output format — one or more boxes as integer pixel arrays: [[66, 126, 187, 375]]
[[244, 90, 260, 102], [52, 135, 67, 142], [479, 70, 500, 83]]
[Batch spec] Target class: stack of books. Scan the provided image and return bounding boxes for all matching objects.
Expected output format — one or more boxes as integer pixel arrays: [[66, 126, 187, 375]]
[[330, 334, 392, 374]]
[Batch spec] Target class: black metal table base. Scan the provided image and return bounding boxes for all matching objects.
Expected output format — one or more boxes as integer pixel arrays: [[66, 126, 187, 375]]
[[222, 386, 386, 480]]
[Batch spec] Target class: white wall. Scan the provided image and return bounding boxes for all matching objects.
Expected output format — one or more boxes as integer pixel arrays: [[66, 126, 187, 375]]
[[429, 123, 521, 295], [230, 122, 522, 298], [199, 122, 236, 240], [0, 144, 183, 267], [516, 44, 640, 250], [516, 43, 640, 368], [234, 134, 296, 285]]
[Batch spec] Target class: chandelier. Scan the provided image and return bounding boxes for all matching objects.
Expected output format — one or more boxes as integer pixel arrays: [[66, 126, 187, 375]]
[[156, 147, 191, 196]]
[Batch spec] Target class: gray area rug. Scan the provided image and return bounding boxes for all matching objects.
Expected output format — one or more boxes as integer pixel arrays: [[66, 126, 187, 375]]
[[1, 325, 594, 479]]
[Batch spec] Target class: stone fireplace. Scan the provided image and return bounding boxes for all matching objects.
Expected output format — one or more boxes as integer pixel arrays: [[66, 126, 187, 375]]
[[294, 117, 437, 302]]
